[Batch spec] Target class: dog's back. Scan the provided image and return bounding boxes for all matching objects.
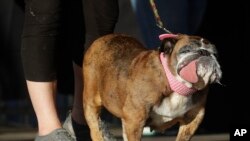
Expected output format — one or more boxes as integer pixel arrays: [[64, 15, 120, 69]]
[[84, 34, 146, 67]]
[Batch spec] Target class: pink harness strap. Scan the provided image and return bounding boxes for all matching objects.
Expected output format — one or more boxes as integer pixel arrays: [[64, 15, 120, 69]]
[[160, 53, 197, 96]]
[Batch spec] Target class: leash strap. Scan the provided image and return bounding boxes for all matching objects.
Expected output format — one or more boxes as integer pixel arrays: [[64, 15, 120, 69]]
[[149, 0, 172, 33]]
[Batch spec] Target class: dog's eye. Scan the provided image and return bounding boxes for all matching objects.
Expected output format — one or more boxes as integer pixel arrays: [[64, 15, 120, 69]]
[[179, 45, 192, 54], [180, 50, 190, 54]]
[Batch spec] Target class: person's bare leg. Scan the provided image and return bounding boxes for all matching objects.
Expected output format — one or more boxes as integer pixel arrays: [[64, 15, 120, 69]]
[[71, 62, 85, 125], [27, 80, 62, 135]]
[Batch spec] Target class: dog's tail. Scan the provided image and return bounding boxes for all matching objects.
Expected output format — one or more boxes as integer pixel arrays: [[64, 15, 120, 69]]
[[99, 118, 119, 141]]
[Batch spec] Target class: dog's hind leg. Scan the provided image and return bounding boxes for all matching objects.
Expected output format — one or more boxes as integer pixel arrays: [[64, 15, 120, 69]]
[[83, 96, 103, 141], [83, 72, 104, 141], [83, 94, 104, 141]]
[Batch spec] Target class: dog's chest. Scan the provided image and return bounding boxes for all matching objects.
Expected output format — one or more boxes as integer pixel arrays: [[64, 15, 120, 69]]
[[150, 93, 194, 124]]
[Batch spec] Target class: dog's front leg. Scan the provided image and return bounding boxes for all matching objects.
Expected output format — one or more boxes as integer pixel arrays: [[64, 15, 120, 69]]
[[176, 106, 205, 141], [121, 118, 145, 141], [121, 104, 148, 141]]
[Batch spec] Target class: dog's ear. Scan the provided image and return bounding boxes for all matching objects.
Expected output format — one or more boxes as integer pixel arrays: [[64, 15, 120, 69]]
[[158, 34, 178, 54], [159, 38, 177, 54]]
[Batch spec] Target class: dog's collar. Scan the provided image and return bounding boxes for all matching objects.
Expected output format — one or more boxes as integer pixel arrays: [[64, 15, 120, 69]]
[[160, 53, 197, 96]]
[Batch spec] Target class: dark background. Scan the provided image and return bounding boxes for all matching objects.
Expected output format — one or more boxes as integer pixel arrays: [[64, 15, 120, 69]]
[[0, 0, 249, 134], [197, 0, 249, 132]]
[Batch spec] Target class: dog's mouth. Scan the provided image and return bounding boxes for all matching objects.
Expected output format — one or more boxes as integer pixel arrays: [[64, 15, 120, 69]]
[[177, 54, 222, 85], [176, 49, 214, 84], [177, 58, 199, 83]]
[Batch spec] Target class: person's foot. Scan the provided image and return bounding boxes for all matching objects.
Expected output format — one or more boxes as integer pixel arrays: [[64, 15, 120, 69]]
[[35, 128, 75, 141], [63, 113, 91, 141]]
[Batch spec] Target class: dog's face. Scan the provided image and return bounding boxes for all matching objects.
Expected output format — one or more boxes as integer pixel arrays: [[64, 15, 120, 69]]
[[160, 34, 222, 90]]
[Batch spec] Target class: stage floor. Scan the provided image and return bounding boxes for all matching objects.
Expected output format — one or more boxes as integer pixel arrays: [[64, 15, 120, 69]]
[[0, 126, 229, 141]]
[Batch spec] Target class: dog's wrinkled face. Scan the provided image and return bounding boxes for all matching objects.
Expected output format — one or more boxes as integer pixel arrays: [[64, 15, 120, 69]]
[[160, 34, 222, 90]]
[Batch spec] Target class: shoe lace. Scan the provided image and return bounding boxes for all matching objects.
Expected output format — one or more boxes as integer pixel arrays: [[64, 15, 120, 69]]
[[55, 130, 75, 141]]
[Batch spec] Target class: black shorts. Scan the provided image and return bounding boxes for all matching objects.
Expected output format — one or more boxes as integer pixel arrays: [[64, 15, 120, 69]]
[[21, 0, 119, 81]]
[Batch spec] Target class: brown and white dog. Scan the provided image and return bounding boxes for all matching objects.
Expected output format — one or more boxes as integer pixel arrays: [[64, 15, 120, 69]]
[[83, 34, 222, 141]]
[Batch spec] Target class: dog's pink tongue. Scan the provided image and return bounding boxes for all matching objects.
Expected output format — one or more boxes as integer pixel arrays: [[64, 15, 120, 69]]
[[180, 60, 198, 83]]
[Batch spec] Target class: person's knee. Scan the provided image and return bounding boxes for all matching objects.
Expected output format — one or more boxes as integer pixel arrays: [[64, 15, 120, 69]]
[[23, 0, 62, 37]]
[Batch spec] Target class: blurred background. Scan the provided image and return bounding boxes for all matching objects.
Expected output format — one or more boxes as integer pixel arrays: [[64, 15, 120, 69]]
[[0, 0, 249, 140]]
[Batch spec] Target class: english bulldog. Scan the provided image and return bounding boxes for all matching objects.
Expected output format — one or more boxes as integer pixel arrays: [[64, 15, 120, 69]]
[[82, 34, 222, 141]]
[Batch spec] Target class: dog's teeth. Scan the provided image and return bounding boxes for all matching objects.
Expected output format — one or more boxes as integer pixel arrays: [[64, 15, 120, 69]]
[[180, 64, 184, 68]]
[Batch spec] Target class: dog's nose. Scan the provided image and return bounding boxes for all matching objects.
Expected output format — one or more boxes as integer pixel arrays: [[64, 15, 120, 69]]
[[197, 49, 210, 56]]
